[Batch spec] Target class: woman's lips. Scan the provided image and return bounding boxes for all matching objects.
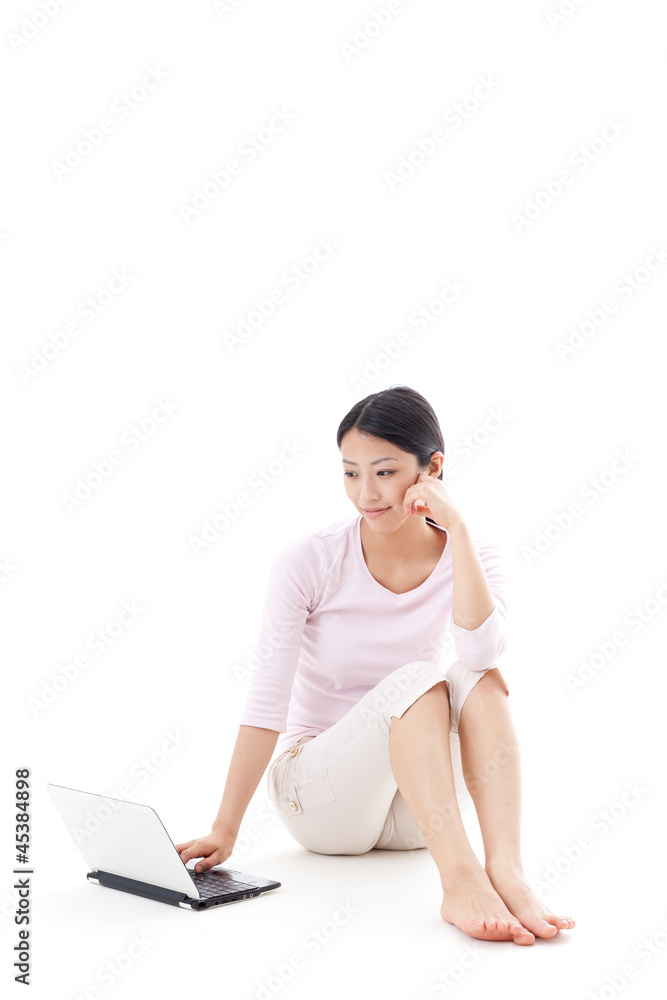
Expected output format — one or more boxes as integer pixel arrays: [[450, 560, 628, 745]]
[[363, 507, 389, 518]]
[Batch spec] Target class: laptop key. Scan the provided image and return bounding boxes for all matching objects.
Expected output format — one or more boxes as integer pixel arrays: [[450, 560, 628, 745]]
[[191, 874, 255, 892]]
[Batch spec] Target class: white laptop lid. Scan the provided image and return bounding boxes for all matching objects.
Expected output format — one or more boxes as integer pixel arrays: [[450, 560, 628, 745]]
[[47, 783, 199, 898]]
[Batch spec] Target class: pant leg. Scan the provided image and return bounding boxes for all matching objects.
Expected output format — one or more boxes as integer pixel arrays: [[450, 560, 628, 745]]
[[266, 659, 509, 856]]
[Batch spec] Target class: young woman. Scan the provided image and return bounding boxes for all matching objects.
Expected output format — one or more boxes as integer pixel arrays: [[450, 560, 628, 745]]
[[176, 385, 575, 945]]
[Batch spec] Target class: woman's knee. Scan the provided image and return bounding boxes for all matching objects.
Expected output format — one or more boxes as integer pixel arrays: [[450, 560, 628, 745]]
[[475, 666, 509, 697], [458, 667, 510, 731]]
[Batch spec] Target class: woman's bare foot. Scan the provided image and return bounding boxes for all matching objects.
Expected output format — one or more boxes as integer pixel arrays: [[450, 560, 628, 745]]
[[484, 861, 576, 939], [440, 865, 535, 945]]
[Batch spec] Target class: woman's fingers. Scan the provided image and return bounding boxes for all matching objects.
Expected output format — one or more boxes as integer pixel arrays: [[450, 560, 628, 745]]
[[175, 839, 207, 864], [173, 832, 236, 871], [173, 840, 194, 852], [193, 850, 222, 873]]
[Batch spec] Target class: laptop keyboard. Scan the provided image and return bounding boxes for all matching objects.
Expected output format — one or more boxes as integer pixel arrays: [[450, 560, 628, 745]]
[[189, 870, 256, 898]]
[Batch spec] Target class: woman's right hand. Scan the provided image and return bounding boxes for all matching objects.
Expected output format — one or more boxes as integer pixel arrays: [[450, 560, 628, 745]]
[[174, 825, 238, 873]]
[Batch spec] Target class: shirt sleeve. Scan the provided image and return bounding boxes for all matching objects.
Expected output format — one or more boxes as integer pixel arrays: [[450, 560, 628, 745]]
[[238, 533, 320, 733], [450, 538, 508, 671]]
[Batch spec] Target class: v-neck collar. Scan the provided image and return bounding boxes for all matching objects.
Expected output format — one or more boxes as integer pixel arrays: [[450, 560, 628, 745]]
[[354, 514, 449, 598]]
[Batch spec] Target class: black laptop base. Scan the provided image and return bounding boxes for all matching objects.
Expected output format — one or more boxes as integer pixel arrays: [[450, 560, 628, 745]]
[[87, 870, 279, 910]]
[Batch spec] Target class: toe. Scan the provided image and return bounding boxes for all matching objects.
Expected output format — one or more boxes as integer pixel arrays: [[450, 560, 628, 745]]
[[463, 917, 514, 941], [535, 918, 558, 937], [512, 926, 535, 945], [543, 913, 574, 931]]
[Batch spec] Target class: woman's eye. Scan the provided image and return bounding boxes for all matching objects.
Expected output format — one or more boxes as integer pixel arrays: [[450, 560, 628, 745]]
[[343, 471, 394, 478]]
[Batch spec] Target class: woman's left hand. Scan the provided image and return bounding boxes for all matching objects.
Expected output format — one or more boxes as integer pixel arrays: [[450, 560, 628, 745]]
[[402, 472, 464, 530]]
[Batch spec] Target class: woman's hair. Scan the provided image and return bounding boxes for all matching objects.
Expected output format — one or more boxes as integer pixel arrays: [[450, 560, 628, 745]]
[[336, 385, 445, 526]]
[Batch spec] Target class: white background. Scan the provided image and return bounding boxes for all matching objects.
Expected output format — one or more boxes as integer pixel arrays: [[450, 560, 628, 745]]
[[2, 1, 666, 997]]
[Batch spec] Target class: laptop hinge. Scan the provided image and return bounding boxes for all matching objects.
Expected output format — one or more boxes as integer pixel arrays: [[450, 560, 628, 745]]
[[89, 870, 193, 906]]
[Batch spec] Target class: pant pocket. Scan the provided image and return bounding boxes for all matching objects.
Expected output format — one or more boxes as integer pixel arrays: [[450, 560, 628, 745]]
[[285, 743, 337, 816]]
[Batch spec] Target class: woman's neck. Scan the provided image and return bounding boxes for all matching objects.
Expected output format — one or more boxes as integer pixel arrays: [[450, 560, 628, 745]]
[[359, 514, 444, 566]]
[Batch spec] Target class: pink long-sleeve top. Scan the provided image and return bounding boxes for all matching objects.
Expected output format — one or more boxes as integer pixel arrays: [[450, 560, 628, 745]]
[[239, 513, 508, 755]]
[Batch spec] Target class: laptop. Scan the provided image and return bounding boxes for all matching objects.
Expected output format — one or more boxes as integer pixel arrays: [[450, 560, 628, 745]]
[[46, 783, 281, 910]]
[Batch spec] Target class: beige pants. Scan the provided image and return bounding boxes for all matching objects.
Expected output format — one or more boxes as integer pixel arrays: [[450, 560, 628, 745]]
[[266, 659, 509, 855]]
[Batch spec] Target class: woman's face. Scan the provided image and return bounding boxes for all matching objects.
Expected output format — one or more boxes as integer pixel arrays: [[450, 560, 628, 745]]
[[341, 427, 435, 528]]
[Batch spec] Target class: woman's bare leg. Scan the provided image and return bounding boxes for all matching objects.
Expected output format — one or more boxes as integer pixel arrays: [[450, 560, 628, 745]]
[[457, 668, 575, 937], [388, 679, 535, 944]]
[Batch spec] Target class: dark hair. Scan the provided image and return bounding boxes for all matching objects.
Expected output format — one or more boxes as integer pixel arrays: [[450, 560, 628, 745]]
[[336, 385, 445, 527]]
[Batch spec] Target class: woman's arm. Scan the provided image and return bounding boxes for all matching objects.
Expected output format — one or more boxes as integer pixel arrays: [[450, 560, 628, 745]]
[[447, 518, 496, 630], [403, 474, 499, 632], [176, 725, 281, 872], [211, 724, 281, 834], [401, 475, 507, 669]]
